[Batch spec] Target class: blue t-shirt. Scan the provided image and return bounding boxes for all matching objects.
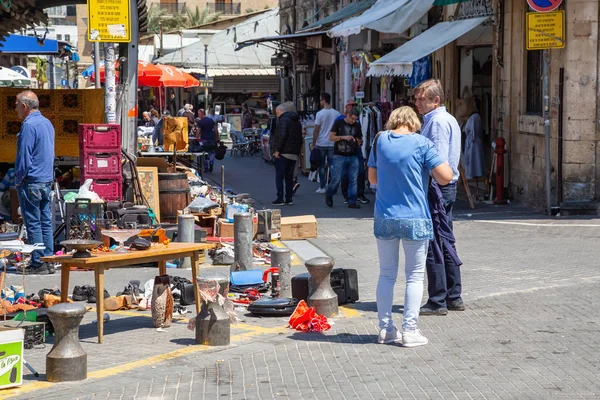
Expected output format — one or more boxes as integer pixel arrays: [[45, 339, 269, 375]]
[[196, 117, 216, 143], [367, 131, 443, 240]]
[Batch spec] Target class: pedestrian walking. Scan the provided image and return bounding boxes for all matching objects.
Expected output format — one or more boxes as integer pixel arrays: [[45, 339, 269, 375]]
[[195, 109, 218, 172], [271, 103, 302, 206], [310, 93, 340, 193], [368, 106, 452, 347], [152, 109, 170, 148], [14, 90, 56, 275], [414, 79, 465, 315], [325, 108, 362, 209]]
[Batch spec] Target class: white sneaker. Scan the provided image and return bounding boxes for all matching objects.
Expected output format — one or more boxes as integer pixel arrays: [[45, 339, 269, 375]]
[[315, 188, 327, 194], [402, 329, 428, 347], [378, 326, 402, 344]]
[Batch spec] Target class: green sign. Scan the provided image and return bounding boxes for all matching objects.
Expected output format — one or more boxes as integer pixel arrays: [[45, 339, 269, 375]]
[[0, 331, 23, 389]]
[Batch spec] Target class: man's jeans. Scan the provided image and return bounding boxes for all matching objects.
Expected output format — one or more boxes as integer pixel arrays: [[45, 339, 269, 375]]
[[316, 147, 334, 189], [17, 181, 54, 267], [326, 155, 359, 204], [275, 156, 296, 202], [376, 238, 428, 333], [425, 182, 462, 308], [342, 153, 365, 199]]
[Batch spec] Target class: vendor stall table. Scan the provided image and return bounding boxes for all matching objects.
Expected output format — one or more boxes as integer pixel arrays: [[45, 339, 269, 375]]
[[41, 242, 215, 343], [139, 152, 207, 179]]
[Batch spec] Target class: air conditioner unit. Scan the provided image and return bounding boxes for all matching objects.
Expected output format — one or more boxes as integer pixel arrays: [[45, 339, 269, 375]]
[[296, 49, 314, 66]]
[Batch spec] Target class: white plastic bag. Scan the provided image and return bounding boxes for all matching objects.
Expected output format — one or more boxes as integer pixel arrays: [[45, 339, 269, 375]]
[[76, 179, 101, 202]]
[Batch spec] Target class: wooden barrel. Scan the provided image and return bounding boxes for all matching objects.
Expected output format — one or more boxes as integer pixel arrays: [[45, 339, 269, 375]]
[[158, 173, 190, 223]]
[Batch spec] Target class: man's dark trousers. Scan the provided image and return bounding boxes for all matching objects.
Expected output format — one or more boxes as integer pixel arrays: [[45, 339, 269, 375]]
[[425, 182, 462, 307], [275, 156, 296, 202]]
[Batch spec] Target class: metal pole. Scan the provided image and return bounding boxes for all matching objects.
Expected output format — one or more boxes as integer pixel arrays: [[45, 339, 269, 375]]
[[93, 43, 101, 89], [177, 214, 195, 269], [159, 22, 163, 58], [233, 212, 254, 272], [204, 44, 209, 111], [103, 43, 117, 123], [271, 247, 292, 298], [543, 49, 551, 215]]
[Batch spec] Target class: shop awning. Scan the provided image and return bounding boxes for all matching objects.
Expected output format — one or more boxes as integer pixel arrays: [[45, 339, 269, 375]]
[[299, 0, 377, 33], [184, 67, 276, 76], [328, 0, 434, 38], [235, 31, 327, 51], [367, 17, 488, 77], [0, 34, 59, 54]]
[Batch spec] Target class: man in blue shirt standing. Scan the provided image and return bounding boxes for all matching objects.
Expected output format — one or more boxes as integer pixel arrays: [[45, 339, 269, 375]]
[[414, 79, 464, 315], [14, 91, 55, 275]]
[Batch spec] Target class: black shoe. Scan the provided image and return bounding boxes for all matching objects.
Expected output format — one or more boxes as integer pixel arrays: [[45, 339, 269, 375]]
[[88, 288, 110, 303], [419, 304, 448, 316], [38, 288, 61, 298], [46, 263, 56, 274], [357, 196, 370, 204], [285, 200, 294, 205], [72, 286, 88, 301], [293, 182, 300, 195], [344, 198, 349, 205], [20, 265, 50, 275], [209, 164, 214, 172], [325, 197, 333, 207], [271, 199, 284, 206], [447, 299, 465, 311], [348, 203, 360, 209]]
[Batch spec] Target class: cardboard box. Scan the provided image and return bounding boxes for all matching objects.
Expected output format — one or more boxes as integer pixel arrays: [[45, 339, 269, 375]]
[[0, 327, 24, 389], [280, 215, 318, 240], [218, 218, 258, 238]]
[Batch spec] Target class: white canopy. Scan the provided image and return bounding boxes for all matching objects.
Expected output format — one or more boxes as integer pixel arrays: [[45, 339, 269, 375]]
[[328, 0, 434, 38], [368, 17, 489, 77], [0, 66, 31, 87]]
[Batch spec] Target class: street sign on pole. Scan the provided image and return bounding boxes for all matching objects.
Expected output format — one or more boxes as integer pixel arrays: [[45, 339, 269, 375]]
[[198, 78, 214, 88], [88, 0, 131, 43], [527, 0, 563, 13], [526, 11, 565, 50]]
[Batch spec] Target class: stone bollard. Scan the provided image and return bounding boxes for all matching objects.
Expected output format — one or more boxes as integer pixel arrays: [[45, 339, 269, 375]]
[[195, 276, 231, 346], [233, 212, 254, 272], [305, 257, 338, 317], [46, 303, 87, 382], [177, 214, 196, 269], [271, 247, 292, 298]]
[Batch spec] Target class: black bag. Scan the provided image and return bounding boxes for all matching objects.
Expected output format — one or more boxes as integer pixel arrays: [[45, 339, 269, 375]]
[[248, 297, 299, 316], [309, 147, 321, 171], [179, 282, 195, 305], [215, 143, 227, 160]]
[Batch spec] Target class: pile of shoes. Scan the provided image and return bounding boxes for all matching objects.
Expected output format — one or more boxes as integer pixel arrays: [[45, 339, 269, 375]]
[[72, 285, 110, 303]]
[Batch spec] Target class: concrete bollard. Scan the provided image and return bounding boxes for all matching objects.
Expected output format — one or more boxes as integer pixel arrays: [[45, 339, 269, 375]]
[[233, 212, 254, 272], [271, 247, 292, 298], [177, 214, 196, 269], [46, 303, 87, 382], [305, 257, 338, 317], [195, 276, 230, 346]]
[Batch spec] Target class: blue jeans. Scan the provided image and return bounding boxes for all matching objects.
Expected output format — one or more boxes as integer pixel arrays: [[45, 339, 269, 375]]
[[376, 238, 428, 333], [425, 182, 462, 307], [17, 181, 54, 266], [317, 147, 334, 189], [326, 155, 358, 204], [342, 153, 365, 199], [275, 156, 296, 202]]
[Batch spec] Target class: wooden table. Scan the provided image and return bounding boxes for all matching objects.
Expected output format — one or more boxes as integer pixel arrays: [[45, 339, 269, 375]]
[[42, 242, 215, 343]]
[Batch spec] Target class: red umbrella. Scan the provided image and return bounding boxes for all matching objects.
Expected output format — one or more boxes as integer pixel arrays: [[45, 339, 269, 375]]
[[90, 60, 163, 86], [154, 65, 199, 88]]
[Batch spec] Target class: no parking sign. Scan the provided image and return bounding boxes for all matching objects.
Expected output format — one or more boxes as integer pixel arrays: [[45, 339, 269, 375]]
[[527, 0, 563, 13]]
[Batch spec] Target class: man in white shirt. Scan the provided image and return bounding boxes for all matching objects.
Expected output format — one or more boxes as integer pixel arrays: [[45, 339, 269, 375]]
[[310, 92, 340, 193]]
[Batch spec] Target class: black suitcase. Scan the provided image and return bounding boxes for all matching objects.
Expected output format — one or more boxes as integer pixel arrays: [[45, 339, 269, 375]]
[[291, 268, 359, 305], [248, 297, 299, 316]]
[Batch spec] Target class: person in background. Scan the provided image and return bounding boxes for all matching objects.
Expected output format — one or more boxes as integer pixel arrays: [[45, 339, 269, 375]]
[[181, 104, 195, 135], [339, 100, 369, 205], [152, 109, 170, 148], [368, 106, 452, 347], [168, 92, 177, 116], [196, 108, 218, 172], [242, 104, 253, 130], [311, 92, 340, 194], [271, 102, 302, 206], [143, 111, 155, 127], [14, 91, 56, 275], [326, 108, 362, 209], [413, 78, 464, 316], [150, 109, 160, 126]]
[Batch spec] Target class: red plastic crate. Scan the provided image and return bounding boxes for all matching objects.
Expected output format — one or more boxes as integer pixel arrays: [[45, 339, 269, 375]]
[[79, 124, 121, 152], [80, 153, 122, 176], [89, 178, 122, 201]]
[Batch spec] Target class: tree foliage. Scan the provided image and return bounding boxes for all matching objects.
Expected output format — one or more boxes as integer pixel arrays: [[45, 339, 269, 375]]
[[147, 4, 220, 34]]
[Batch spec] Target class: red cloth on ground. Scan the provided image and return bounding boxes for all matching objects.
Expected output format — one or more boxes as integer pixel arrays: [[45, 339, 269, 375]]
[[288, 300, 331, 332]]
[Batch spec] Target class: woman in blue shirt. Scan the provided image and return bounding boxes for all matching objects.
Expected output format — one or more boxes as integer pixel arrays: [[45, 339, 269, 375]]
[[367, 106, 452, 347]]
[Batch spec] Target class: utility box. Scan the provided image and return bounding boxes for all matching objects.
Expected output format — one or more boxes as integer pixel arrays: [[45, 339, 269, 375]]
[[0, 327, 24, 389]]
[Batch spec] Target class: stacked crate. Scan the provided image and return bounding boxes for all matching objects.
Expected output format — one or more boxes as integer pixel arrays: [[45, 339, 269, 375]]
[[79, 124, 123, 201]]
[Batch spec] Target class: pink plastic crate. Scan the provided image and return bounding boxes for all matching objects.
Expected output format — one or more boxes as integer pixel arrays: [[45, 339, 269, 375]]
[[80, 153, 122, 176], [79, 124, 121, 152], [90, 178, 122, 201]]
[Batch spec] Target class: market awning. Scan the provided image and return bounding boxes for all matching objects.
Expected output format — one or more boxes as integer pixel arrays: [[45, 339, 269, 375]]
[[0, 34, 59, 54], [299, 0, 377, 33], [367, 17, 489, 77], [183, 67, 276, 76], [235, 31, 327, 51], [328, 0, 434, 37]]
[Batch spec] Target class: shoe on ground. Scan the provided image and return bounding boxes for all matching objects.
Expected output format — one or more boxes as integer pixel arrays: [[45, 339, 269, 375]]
[[378, 326, 402, 344], [19, 265, 50, 275], [325, 197, 333, 207], [293, 182, 300, 195], [402, 329, 428, 347], [88, 288, 110, 303], [419, 304, 448, 316], [447, 299, 465, 311], [72, 285, 88, 301], [285, 200, 294, 205], [271, 199, 285, 206], [357, 196, 370, 204], [344, 198, 349, 204], [316, 188, 326, 194], [45, 262, 56, 274], [348, 203, 360, 209]]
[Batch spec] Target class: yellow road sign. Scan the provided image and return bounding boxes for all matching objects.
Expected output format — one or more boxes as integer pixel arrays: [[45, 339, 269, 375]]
[[526, 11, 565, 50], [88, 0, 131, 43]]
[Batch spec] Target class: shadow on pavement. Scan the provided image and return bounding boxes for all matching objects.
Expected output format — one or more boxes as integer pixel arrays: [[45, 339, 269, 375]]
[[288, 331, 380, 344]]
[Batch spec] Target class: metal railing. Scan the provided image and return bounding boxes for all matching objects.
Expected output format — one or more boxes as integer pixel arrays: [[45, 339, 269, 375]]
[[157, 2, 187, 14], [206, 2, 241, 15]]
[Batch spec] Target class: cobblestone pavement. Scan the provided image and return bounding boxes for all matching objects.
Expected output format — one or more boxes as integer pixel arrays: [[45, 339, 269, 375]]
[[4, 155, 600, 399]]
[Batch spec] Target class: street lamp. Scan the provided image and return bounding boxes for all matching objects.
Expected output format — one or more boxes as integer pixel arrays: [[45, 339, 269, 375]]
[[196, 32, 214, 112]]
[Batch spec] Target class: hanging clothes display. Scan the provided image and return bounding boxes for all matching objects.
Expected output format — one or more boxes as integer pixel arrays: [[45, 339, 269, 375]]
[[463, 112, 485, 179], [408, 55, 432, 88], [351, 52, 373, 93]]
